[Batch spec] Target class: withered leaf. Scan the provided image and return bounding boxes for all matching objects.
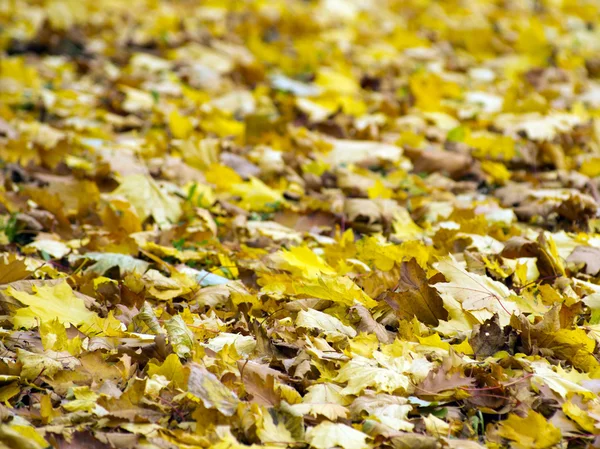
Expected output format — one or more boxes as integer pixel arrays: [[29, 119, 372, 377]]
[[469, 314, 505, 358], [350, 304, 393, 344], [418, 367, 475, 396], [382, 259, 448, 326], [240, 363, 281, 407], [567, 245, 600, 275]]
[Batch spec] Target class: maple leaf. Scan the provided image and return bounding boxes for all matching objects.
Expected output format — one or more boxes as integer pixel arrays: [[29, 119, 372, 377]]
[[350, 394, 413, 431], [186, 363, 240, 416], [273, 245, 336, 278], [257, 410, 295, 444], [296, 308, 357, 339], [434, 256, 519, 326], [382, 259, 448, 326], [112, 174, 182, 227], [496, 411, 561, 449], [8, 282, 97, 329], [147, 353, 188, 389], [293, 275, 378, 308], [469, 314, 506, 357], [74, 252, 150, 275], [335, 356, 411, 395], [307, 422, 369, 449]]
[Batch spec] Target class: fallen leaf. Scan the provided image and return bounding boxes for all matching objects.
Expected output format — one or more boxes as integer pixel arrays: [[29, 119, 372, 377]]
[[8, 282, 97, 329], [112, 175, 182, 227], [307, 422, 369, 449], [186, 363, 239, 416], [496, 411, 561, 449], [567, 245, 600, 275], [382, 259, 448, 326]]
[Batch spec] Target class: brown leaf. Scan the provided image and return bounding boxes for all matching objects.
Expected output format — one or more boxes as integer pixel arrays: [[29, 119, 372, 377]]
[[52, 432, 112, 449], [418, 367, 475, 396], [469, 315, 505, 358], [350, 304, 393, 344], [567, 245, 600, 275], [0, 254, 30, 285], [406, 148, 473, 179], [389, 432, 441, 449], [240, 360, 283, 406], [500, 236, 539, 259], [382, 259, 448, 326]]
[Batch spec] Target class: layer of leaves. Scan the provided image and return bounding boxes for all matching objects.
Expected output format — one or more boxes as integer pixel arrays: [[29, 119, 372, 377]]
[[1, 1, 600, 448]]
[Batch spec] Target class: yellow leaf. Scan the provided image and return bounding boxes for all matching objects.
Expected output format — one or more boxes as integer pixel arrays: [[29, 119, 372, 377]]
[[165, 315, 195, 358], [531, 362, 594, 400], [62, 386, 100, 412], [294, 275, 378, 308], [39, 395, 59, 424], [204, 163, 243, 190], [497, 411, 561, 449], [257, 411, 294, 444], [356, 235, 400, 271], [307, 422, 369, 449], [297, 308, 357, 339], [186, 363, 240, 416], [40, 319, 83, 354], [367, 180, 393, 199], [347, 332, 380, 358], [334, 356, 410, 395], [9, 282, 97, 329], [452, 339, 474, 355], [0, 424, 49, 449], [80, 312, 126, 337], [168, 109, 193, 139], [434, 257, 518, 326], [184, 181, 215, 208], [112, 174, 182, 227], [230, 177, 285, 212], [562, 402, 596, 432], [274, 245, 336, 278], [409, 71, 461, 112], [580, 157, 600, 178], [147, 353, 188, 389], [0, 382, 20, 404], [315, 68, 359, 95], [17, 348, 71, 380], [392, 209, 424, 240], [143, 269, 195, 300], [417, 334, 450, 351], [465, 132, 516, 161], [516, 19, 551, 64], [216, 253, 239, 278], [481, 161, 511, 184], [201, 113, 244, 137], [423, 414, 450, 437]]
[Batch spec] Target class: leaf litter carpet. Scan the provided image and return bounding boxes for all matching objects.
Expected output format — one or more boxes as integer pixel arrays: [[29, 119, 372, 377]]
[[2, 0, 600, 448]]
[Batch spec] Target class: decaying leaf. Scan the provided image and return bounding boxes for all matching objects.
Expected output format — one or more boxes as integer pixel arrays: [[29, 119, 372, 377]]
[[469, 314, 505, 358], [567, 245, 600, 275], [382, 259, 448, 326]]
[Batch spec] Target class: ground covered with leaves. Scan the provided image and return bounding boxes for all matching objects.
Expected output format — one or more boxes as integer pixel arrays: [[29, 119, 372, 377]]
[[2, 0, 600, 448]]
